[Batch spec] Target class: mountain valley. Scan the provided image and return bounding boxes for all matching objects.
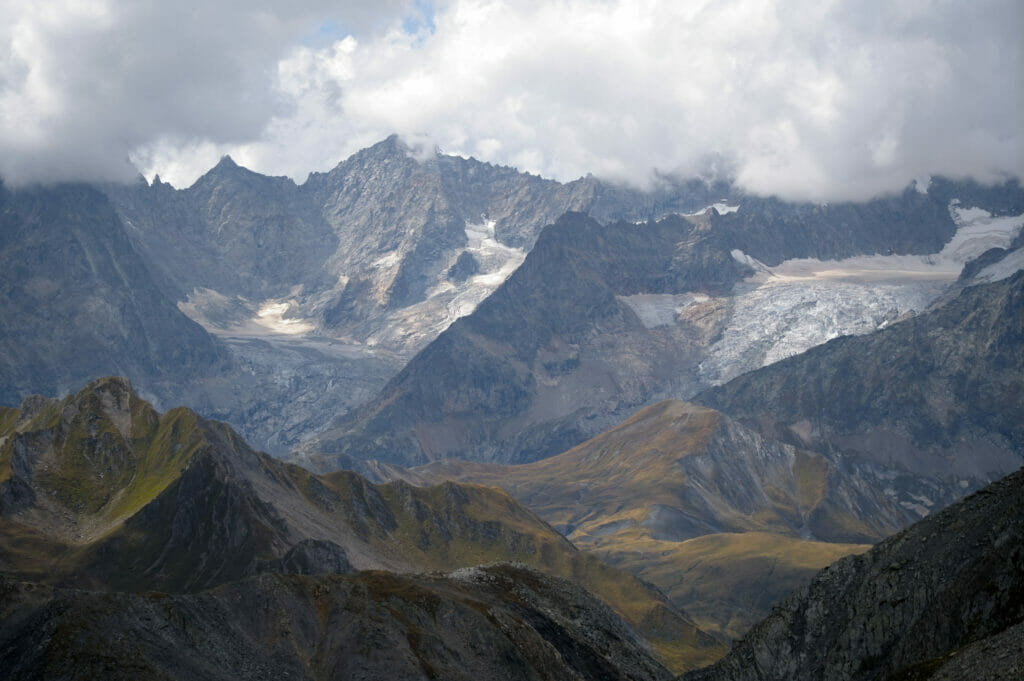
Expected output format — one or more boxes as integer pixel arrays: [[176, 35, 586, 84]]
[[369, 398, 881, 638]]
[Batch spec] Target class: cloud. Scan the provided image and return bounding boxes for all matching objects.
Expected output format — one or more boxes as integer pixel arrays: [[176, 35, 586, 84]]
[[0, 0, 413, 185], [2, 0, 1022, 201]]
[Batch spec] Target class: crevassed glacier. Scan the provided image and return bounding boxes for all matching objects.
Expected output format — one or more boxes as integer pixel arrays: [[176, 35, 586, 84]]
[[700, 204, 1022, 386]]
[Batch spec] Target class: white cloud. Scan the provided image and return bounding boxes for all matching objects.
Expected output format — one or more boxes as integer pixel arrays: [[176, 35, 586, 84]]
[[2, 0, 1021, 201], [0, 0, 413, 185]]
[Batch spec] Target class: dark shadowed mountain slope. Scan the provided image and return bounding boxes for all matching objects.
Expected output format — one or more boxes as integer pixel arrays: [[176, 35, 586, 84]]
[[0, 564, 674, 681], [0, 377, 723, 672], [697, 272, 1024, 514], [0, 183, 228, 408], [683, 466, 1024, 681]]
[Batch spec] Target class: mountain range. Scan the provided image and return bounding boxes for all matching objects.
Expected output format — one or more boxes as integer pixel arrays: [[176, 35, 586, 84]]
[[296, 183, 1022, 479], [0, 377, 723, 672], [7, 138, 1019, 460], [2, 379, 1019, 679], [1, 135, 1022, 678], [352, 269, 1022, 638]]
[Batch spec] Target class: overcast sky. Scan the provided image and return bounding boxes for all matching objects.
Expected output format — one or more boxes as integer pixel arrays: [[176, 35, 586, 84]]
[[1, 0, 1021, 201]]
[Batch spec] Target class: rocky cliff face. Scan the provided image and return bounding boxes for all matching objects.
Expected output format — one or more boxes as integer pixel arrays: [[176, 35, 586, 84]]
[[683, 466, 1024, 681], [0, 565, 674, 681], [0, 183, 229, 408], [0, 378, 722, 672]]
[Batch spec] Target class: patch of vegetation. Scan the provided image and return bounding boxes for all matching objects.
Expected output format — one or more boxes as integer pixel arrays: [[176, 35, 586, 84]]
[[592, 530, 869, 640], [106, 406, 204, 521], [0, 406, 19, 437]]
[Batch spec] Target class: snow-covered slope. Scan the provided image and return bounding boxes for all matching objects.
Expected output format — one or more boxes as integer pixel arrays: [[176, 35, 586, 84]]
[[686, 203, 1022, 386]]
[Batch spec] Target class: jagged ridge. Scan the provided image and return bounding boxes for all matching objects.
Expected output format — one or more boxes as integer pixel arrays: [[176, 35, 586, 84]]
[[0, 564, 673, 681], [0, 377, 723, 672]]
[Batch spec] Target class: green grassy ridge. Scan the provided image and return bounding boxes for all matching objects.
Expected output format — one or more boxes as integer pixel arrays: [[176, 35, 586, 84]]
[[301, 471, 728, 671], [0, 407, 18, 438], [0, 380, 207, 532], [35, 387, 139, 515], [1, 379, 726, 673]]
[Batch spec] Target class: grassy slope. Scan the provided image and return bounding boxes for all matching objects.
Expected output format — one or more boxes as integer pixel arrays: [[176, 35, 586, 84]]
[[308, 473, 728, 671], [589, 530, 869, 639], [0, 379, 724, 674], [408, 400, 849, 541], [399, 399, 874, 640]]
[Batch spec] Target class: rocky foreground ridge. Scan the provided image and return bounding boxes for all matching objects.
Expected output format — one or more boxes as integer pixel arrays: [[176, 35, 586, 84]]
[[0, 377, 723, 674], [0, 563, 674, 681], [683, 466, 1024, 681]]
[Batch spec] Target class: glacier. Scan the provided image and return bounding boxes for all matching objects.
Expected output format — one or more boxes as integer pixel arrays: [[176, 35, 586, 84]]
[[624, 203, 1023, 390]]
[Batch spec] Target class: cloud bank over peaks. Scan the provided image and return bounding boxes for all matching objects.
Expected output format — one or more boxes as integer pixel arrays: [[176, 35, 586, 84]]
[[1, 0, 1021, 202], [0, 0, 415, 185]]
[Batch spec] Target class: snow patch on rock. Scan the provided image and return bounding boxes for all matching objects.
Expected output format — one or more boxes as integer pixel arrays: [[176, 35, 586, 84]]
[[361, 220, 526, 355], [255, 301, 315, 335], [687, 202, 740, 217]]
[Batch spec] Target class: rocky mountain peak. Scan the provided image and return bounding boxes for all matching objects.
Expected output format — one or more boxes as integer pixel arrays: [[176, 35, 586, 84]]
[[215, 153, 238, 169], [189, 153, 295, 194], [70, 375, 136, 440]]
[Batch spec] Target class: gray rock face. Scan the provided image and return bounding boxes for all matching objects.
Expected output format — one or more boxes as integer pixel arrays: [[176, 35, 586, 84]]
[[0, 565, 673, 681], [108, 135, 720, 358], [253, 538, 354, 576], [296, 212, 746, 469], [0, 183, 229, 409], [682, 466, 1024, 681]]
